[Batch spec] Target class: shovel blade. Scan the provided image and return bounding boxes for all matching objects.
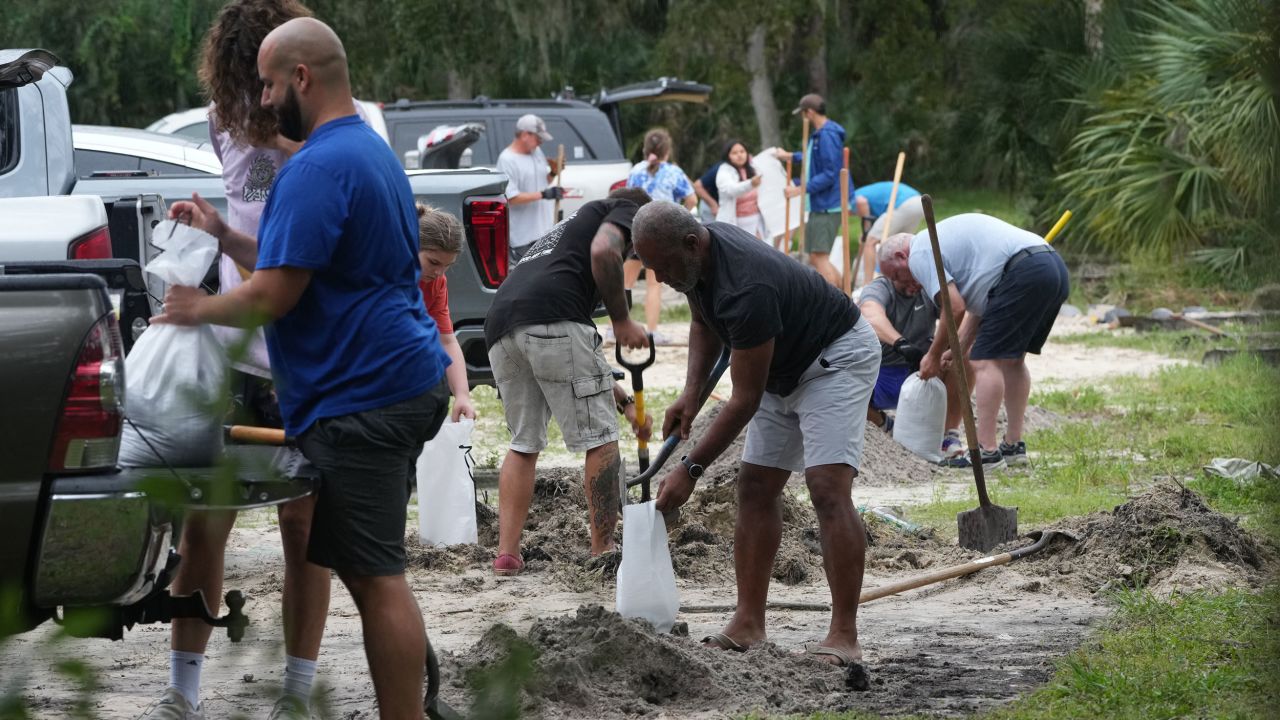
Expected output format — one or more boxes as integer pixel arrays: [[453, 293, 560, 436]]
[[957, 503, 1019, 553]]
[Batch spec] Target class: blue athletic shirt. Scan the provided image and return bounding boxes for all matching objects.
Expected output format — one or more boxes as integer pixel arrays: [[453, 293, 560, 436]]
[[856, 181, 921, 219], [256, 114, 449, 436]]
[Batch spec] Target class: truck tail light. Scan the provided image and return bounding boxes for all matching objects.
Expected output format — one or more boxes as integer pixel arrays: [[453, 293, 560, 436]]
[[48, 313, 125, 472], [609, 179, 627, 192], [465, 197, 509, 288], [68, 226, 114, 260]]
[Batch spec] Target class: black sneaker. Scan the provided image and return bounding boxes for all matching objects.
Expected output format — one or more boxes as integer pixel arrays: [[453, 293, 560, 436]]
[[940, 448, 1006, 470], [1000, 440, 1028, 466]]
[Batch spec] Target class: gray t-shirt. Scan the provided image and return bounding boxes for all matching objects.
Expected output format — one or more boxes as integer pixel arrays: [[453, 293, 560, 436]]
[[859, 276, 936, 367], [908, 213, 1044, 317], [497, 145, 553, 248]]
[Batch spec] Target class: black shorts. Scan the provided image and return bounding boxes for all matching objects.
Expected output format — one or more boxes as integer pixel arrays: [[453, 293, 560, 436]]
[[299, 380, 450, 576], [971, 250, 1069, 360]]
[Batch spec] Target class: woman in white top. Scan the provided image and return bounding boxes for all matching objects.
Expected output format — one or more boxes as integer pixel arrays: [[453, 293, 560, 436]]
[[714, 139, 767, 238]]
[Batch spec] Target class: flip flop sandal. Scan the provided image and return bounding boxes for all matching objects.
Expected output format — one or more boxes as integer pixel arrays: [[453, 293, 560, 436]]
[[700, 632, 749, 652], [803, 644, 871, 692]]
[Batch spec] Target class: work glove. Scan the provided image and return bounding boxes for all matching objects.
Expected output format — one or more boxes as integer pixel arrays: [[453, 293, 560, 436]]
[[541, 186, 565, 200], [893, 337, 925, 371]]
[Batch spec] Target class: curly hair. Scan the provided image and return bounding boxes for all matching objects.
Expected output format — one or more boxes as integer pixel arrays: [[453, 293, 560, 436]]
[[198, 0, 314, 146]]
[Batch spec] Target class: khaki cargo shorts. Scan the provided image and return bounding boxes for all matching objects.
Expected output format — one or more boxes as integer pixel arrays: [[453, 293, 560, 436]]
[[489, 321, 618, 453]]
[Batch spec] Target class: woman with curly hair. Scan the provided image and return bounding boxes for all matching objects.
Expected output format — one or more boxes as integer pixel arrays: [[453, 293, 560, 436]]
[[138, 3, 337, 719]]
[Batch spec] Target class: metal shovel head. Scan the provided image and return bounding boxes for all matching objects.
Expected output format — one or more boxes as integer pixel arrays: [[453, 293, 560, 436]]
[[957, 503, 1019, 553]]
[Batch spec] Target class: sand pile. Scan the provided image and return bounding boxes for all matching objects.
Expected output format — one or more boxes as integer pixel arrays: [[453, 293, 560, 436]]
[[442, 604, 857, 720]]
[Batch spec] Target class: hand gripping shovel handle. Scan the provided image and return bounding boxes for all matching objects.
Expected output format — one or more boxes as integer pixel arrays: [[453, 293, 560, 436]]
[[920, 195, 991, 508], [625, 346, 732, 496], [617, 335, 657, 497]]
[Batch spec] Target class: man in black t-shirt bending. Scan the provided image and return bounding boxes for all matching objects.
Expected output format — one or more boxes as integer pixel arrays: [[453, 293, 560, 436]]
[[634, 201, 880, 681], [484, 188, 654, 576]]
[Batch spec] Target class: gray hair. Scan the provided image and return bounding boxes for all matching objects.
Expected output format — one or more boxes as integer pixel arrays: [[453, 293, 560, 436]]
[[633, 200, 701, 250], [416, 202, 463, 254], [876, 232, 915, 266]]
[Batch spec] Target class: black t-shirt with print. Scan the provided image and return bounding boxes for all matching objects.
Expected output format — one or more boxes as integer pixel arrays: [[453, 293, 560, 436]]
[[688, 222, 860, 396], [484, 198, 639, 349]]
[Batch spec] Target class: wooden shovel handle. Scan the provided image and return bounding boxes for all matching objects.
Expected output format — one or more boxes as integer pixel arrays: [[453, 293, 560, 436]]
[[227, 425, 288, 445], [921, 195, 990, 507], [859, 550, 1013, 604]]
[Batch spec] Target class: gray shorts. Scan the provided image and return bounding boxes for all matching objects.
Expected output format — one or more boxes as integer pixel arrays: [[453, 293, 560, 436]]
[[868, 195, 924, 238], [805, 211, 842, 254], [489, 321, 618, 453], [742, 317, 881, 474]]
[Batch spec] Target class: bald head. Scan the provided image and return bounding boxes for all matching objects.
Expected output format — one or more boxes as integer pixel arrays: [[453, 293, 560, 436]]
[[257, 17, 354, 142], [632, 201, 708, 293], [260, 17, 349, 87]]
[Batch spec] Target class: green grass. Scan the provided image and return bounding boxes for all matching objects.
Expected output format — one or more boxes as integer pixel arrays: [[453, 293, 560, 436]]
[[909, 354, 1280, 537], [929, 187, 1034, 229], [1052, 320, 1280, 360]]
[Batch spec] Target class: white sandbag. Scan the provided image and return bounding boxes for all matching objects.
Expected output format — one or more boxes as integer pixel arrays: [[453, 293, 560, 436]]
[[754, 148, 803, 247], [616, 501, 680, 633], [119, 221, 226, 467], [417, 419, 478, 546], [894, 372, 947, 463]]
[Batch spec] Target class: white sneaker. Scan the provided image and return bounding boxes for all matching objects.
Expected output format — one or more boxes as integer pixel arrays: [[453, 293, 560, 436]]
[[138, 688, 203, 720], [268, 695, 311, 720]]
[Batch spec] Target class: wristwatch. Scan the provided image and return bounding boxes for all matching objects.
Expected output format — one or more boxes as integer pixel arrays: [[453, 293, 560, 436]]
[[616, 395, 635, 414], [680, 455, 705, 480]]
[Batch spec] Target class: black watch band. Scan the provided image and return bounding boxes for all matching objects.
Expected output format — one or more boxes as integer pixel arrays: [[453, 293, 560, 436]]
[[680, 455, 705, 479]]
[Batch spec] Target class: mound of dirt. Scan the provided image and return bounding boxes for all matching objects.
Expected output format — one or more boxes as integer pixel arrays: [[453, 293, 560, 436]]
[[442, 604, 857, 720], [1004, 483, 1274, 595]]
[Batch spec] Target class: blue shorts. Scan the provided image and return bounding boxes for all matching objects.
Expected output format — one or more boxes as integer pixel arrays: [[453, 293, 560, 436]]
[[871, 364, 912, 410], [972, 251, 1070, 360]]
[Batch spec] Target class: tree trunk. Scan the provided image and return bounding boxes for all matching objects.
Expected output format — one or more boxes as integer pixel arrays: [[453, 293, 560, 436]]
[[807, 10, 828, 97], [446, 69, 472, 100], [1084, 0, 1104, 57], [747, 25, 781, 149]]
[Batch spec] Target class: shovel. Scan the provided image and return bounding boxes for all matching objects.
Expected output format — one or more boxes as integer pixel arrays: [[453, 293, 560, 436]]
[[623, 346, 732, 507], [616, 333, 657, 500], [919, 195, 1018, 552]]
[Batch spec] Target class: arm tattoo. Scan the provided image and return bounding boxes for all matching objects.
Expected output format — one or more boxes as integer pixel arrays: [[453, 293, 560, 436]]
[[592, 223, 631, 323]]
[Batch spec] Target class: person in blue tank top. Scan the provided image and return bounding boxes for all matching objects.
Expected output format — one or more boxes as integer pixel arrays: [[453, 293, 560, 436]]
[[157, 17, 449, 718]]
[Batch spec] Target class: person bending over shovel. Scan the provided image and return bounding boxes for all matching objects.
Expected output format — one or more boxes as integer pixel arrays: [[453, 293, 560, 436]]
[[633, 201, 880, 678], [485, 187, 656, 576]]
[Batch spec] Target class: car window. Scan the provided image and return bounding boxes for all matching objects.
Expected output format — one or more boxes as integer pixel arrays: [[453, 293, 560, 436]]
[[0, 88, 17, 176], [391, 118, 493, 166], [496, 114, 622, 162], [140, 157, 210, 175], [175, 122, 210, 141], [76, 150, 141, 177]]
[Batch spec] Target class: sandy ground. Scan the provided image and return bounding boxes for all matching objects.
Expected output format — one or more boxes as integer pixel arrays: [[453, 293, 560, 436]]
[[0, 291, 1215, 719]]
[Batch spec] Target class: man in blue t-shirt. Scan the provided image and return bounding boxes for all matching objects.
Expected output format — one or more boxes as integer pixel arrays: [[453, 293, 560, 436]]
[[157, 18, 449, 717]]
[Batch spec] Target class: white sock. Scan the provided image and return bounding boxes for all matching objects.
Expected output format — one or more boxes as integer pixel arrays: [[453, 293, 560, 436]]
[[169, 650, 204, 708], [283, 655, 317, 704]]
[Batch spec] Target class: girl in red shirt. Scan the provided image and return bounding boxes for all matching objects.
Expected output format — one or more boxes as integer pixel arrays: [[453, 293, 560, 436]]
[[418, 203, 476, 420]]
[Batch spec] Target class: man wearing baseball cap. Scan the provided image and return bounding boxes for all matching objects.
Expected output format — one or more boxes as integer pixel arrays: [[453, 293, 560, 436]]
[[497, 113, 565, 264], [774, 94, 849, 290]]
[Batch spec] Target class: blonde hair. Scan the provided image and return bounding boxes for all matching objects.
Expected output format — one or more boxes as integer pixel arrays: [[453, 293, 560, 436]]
[[416, 203, 463, 254]]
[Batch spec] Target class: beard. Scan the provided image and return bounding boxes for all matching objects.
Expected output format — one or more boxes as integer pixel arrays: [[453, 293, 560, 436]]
[[665, 254, 703, 293], [276, 86, 306, 142]]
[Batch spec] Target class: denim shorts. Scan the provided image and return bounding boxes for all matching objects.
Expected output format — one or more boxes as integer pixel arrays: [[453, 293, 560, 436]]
[[299, 380, 449, 576]]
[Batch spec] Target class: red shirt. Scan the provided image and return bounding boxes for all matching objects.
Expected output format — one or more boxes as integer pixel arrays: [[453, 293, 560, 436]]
[[419, 275, 453, 335]]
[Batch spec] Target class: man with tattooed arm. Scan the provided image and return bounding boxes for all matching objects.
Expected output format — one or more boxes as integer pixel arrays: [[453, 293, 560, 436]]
[[484, 188, 655, 576]]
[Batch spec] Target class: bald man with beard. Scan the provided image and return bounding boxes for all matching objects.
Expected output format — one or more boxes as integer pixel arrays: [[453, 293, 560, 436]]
[[159, 17, 449, 719]]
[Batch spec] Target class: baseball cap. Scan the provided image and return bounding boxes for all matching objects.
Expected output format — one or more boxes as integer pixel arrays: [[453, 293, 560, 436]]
[[791, 93, 825, 115], [516, 114, 553, 142]]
